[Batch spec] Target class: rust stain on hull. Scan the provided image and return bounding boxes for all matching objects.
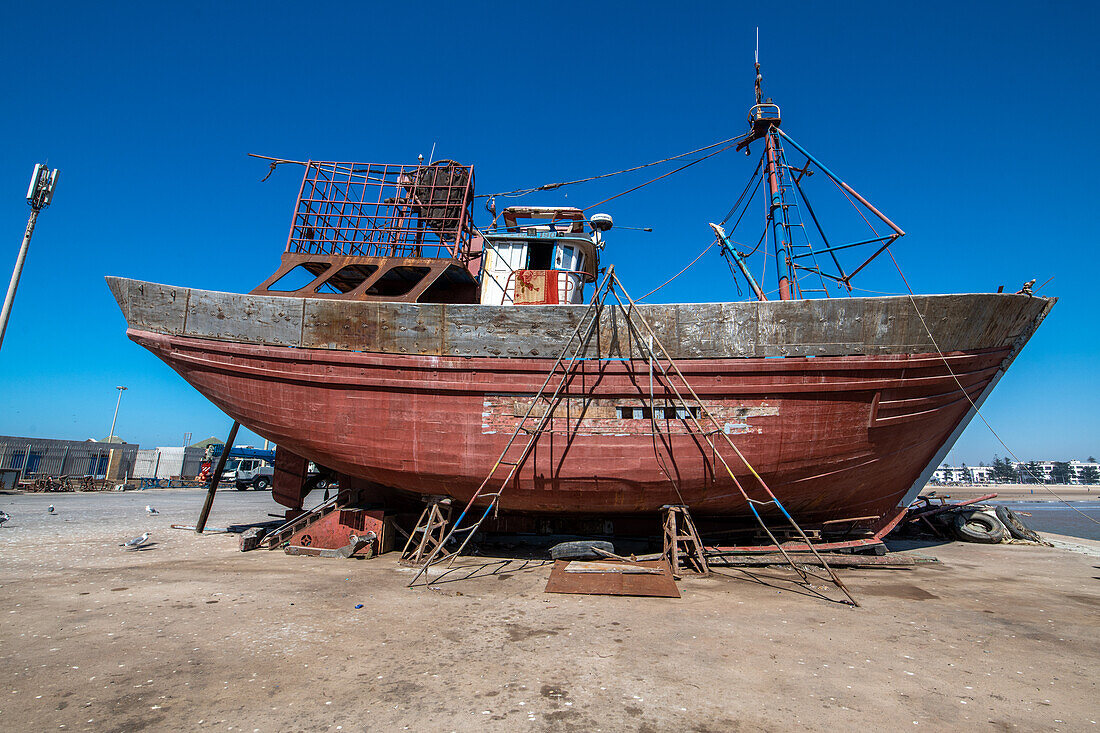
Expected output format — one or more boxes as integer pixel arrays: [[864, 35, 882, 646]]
[[130, 328, 1011, 523]]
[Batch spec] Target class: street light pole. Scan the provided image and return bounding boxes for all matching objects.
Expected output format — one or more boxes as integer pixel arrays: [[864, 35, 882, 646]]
[[108, 385, 127, 442], [0, 164, 59, 352]]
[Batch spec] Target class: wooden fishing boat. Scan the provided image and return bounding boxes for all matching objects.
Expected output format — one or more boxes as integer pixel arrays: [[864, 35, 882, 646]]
[[106, 66, 1053, 530]]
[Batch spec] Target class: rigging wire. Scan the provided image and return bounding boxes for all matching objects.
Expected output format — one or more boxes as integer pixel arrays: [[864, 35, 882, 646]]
[[635, 240, 719, 302], [776, 143, 829, 296], [721, 158, 763, 226], [583, 139, 744, 211], [475, 133, 750, 200], [888, 250, 1098, 525]]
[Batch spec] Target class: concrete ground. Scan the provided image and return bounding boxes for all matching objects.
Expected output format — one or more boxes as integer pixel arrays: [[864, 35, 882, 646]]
[[0, 489, 1097, 732]]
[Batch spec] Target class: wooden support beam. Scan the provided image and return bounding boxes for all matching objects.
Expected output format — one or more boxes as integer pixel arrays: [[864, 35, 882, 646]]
[[195, 421, 239, 534]]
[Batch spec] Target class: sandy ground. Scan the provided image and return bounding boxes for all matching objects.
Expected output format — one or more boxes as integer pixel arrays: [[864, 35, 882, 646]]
[[1, 489, 1098, 732], [921, 483, 1099, 502]]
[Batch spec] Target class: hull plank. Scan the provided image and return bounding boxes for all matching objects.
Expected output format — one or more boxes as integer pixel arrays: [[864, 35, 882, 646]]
[[106, 278, 1050, 359]]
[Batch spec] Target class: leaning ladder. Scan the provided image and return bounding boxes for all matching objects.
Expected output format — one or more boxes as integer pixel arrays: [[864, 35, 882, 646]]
[[604, 272, 859, 607], [407, 268, 618, 586]]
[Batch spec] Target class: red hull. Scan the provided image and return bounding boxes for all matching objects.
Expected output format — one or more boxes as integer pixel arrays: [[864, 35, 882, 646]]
[[130, 328, 1010, 523]]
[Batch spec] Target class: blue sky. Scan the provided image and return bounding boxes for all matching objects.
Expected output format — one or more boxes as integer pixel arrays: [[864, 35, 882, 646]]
[[0, 1, 1096, 464]]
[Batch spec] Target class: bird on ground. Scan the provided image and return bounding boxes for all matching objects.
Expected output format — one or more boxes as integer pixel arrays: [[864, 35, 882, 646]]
[[145, 505, 158, 514], [0, 510, 9, 526], [47, 505, 55, 514], [120, 532, 151, 550]]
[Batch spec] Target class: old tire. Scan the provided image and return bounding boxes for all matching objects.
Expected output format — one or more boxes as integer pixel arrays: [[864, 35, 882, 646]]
[[549, 540, 615, 561], [254, 477, 270, 490], [995, 505, 1041, 542], [951, 510, 1005, 544]]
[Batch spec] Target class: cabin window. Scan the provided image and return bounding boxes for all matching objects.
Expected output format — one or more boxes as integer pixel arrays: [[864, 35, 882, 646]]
[[615, 405, 698, 420], [656, 405, 700, 420], [527, 243, 553, 270], [555, 244, 584, 273]]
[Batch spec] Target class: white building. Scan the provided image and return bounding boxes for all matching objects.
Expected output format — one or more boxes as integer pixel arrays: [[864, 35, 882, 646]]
[[933, 460, 1099, 485], [1068, 460, 1100, 484], [931, 465, 993, 484], [1009, 460, 1099, 484]]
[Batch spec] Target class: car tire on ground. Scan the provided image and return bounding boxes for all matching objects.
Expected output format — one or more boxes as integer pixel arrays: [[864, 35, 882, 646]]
[[235, 483, 248, 491], [254, 477, 270, 491], [549, 540, 615, 561], [995, 505, 1042, 543], [951, 510, 1006, 544]]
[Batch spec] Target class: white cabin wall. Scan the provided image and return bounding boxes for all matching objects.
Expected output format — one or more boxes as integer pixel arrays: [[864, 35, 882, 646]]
[[479, 242, 527, 305]]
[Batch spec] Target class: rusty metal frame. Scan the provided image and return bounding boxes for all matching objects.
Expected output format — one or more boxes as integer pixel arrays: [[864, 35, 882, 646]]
[[286, 160, 475, 261], [251, 252, 478, 303]]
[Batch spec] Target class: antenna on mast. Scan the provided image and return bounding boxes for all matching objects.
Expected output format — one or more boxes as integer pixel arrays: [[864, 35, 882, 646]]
[[754, 27, 763, 105]]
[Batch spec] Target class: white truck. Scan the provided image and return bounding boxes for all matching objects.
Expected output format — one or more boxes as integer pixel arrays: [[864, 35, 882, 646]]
[[221, 457, 273, 490], [227, 459, 334, 491]]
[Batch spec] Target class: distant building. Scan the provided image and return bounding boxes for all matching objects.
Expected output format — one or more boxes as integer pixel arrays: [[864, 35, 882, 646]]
[[1067, 460, 1099, 484], [1012, 461, 1054, 483], [0, 435, 139, 481], [932, 460, 1100, 484], [931, 465, 992, 484]]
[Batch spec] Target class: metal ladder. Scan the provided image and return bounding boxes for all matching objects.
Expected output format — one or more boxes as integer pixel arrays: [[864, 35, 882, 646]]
[[408, 267, 858, 605], [407, 268, 619, 585], [776, 138, 842, 297], [604, 271, 859, 606]]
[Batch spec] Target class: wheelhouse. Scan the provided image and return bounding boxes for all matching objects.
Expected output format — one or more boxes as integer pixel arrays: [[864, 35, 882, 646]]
[[478, 207, 600, 305]]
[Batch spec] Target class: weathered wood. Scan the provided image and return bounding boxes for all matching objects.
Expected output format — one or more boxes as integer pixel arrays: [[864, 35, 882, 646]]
[[185, 290, 303, 346], [110, 279, 188, 335], [196, 421, 239, 534], [708, 552, 936, 568], [107, 277, 1052, 361]]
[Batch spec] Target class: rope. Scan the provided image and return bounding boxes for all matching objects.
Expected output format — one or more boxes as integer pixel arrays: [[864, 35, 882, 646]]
[[721, 158, 762, 226], [635, 240, 717, 302], [583, 139, 743, 211], [888, 250, 1098, 526], [475, 133, 749, 199]]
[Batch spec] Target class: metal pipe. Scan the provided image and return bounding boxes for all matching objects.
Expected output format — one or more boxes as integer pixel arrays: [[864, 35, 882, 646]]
[[764, 131, 792, 299], [195, 421, 240, 534], [776, 129, 905, 236], [790, 235, 894, 259], [108, 386, 127, 442], [709, 223, 767, 301], [0, 208, 40, 351]]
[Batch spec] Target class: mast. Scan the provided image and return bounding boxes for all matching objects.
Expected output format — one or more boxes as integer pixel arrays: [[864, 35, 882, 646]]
[[764, 129, 793, 300], [740, 43, 795, 300], [728, 36, 906, 302]]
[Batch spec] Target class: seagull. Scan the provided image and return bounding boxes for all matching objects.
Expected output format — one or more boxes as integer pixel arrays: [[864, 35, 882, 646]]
[[145, 505, 159, 515], [47, 505, 55, 514], [0, 511, 9, 526], [120, 532, 151, 550]]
